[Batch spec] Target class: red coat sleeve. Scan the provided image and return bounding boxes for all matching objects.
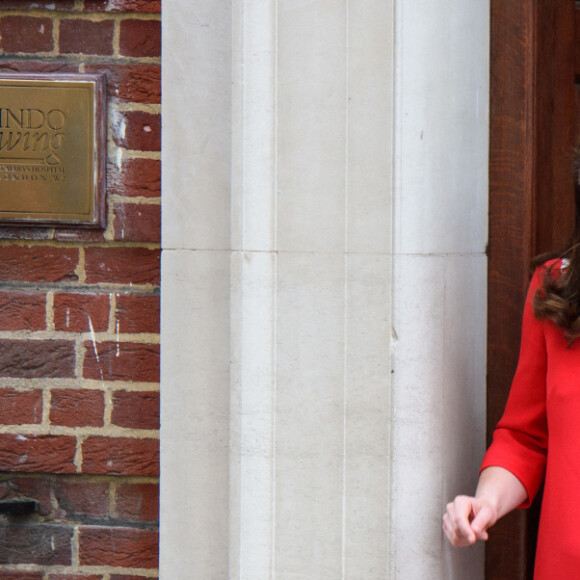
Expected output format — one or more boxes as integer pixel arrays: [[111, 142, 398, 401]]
[[480, 267, 548, 507]]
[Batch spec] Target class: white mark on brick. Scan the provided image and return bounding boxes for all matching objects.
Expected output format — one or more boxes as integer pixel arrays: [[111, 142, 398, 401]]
[[16, 435, 27, 441], [116, 146, 124, 170], [88, 316, 106, 386], [39, 25, 45, 34], [111, 108, 127, 167], [119, 117, 127, 140], [65, 308, 70, 329], [18, 454, 27, 463], [114, 201, 127, 240], [88, 316, 100, 363], [116, 319, 120, 357], [143, 125, 152, 133]]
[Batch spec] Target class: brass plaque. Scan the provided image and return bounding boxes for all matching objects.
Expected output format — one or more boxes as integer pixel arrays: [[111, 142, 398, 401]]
[[0, 73, 106, 227]]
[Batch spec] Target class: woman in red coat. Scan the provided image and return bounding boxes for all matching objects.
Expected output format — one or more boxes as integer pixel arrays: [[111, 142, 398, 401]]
[[443, 244, 580, 578]]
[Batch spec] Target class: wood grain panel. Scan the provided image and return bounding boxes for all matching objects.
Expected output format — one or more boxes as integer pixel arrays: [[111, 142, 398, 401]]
[[488, 2, 535, 577], [534, 3, 576, 254], [575, 6, 580, 77]]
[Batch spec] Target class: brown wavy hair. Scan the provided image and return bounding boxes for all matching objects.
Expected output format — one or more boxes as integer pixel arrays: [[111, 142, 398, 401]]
[[532, 147, 580, 342], [532, 245, 580, 342]]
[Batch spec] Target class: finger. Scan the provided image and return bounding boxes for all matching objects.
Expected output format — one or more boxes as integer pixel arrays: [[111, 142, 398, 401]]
[[442, 521, 475, 548], [471, 504, 495, 540], [443, 519, 469, 546], [443, 503, 476, 546], [453, 535, 476, 547], [442, 514, 455, 539], [451, 497, 477, 544], [442, 518, 459, 545]]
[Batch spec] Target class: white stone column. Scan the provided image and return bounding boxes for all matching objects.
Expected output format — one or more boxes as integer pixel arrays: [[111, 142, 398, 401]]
[[229, 0, 278, 576], [160, 1, 232, 578], [229, 1, 394, 577], [391, 1, 489, 578], [161, 0, 489, 578]]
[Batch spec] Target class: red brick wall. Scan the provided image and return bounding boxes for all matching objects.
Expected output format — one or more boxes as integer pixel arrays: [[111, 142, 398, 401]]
[[0, 1, 160, 578]]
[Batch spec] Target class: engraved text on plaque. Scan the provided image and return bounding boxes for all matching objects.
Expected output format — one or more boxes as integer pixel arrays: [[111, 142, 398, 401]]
[[0, 73, 106, 227]]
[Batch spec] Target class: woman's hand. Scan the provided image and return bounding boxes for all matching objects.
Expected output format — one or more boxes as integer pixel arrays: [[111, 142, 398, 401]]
[[443, 466, 528, 547], [442, 494, 498, 546]]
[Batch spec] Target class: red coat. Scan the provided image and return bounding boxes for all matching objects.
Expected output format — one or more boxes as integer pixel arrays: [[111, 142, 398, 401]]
[[481, 263, 580, 578]]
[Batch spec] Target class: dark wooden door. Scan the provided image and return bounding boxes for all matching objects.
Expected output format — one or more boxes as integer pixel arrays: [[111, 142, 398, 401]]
[[487, 1, 578, 578]]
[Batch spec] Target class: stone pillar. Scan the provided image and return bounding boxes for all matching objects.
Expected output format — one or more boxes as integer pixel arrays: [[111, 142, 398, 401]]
[[228, 2, 393, 577], [391, 1, 489, 578], [161, 1, 232, 578], [161, 1, 489, 578]]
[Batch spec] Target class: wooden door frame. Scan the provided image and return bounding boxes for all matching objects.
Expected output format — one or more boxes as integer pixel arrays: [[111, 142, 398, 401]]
[[487, 1, 576, 578]]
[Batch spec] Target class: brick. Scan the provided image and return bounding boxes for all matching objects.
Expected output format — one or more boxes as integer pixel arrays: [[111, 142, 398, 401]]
[[83, 342, 159, 383], [60, 18, 115, 55], [53, 293, 110, 333], [84, 0, 161, 12], [0, 572, 44, 580], [113, 111, 160, 152], [79, 526, 158, 568], [82, 437, 159, 476], [0, 339, 75, 379], [86, 63, 160, 104], [0, 226, 53, 241], [0, 61, 79, 74], [53, 228, 106, 243], [0, 0, 74, 8], [0, 435, 76, 474], [112, 391, 159, 430], [0, 291, 46, 331], [0, 246, 78, 283], [114, 294, 159, 334], [0, 477, 52, 516], [53, 480, 109, 518], [113, 202, 160, 243], [50, 389, 105, 428], [84, 247, 160, 285], [115, 482, 158, 522], [0, 524, 72, 565], [107, 158, 161, 198], [0, 16, 53, 53], [0, 388, 43, 425], [49, 575, 102, 580], [119, 19, 161, 57]]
